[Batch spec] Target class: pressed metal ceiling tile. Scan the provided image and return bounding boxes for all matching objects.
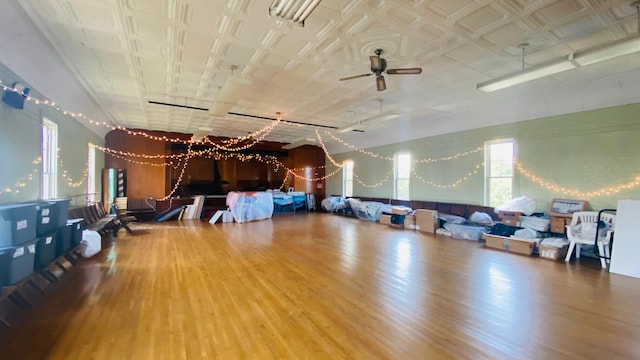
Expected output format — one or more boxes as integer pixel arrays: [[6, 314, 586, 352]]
[[130, 13, 170, 41], [12, 0, 640, 144], [482, 22, 530, 48], [530, 0, 586, 26], [455, 3, 508, 35], [550, 14, 608, 39], [67, 1, 118, 31], [125, 0, 168, 18]]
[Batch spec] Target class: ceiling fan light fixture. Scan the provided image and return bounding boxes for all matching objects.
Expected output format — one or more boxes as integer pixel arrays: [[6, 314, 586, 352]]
[[269, 0, 322, 26], [376, 76, 386, 91]]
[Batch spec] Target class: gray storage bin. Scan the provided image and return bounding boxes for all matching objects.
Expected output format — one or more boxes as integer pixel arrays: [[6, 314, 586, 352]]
[[36, 201, 57, 236], [0, 238, 37, 286], [35, 199, 71, 236], [68, 218, 86, 246], [35, 231, 57, 270], [56, 224, 72, 257], [0, 203, 38, 247]]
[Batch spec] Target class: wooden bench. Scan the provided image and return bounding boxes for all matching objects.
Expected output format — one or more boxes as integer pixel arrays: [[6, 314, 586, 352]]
[[68, 202, 120, 236]]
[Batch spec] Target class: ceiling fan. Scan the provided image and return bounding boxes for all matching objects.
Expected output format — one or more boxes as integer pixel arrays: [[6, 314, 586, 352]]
[[339, 49, 422, 91]]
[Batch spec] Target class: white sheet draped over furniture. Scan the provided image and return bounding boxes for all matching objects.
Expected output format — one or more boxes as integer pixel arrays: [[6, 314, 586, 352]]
[[226, 191, 274, 223]]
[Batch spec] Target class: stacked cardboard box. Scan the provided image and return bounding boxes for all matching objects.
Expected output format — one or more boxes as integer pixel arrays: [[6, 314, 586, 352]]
[[483, 233, 536, 255], [404, 214, 416, 230], [498, 211, 521, 226], [415, 209, 438, 234]]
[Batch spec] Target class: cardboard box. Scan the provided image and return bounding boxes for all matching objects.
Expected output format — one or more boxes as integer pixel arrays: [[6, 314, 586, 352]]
[[499, 211, 521, 226], [415, 209, 438, 234], [539, 244, 568, 260], [391, 206, 410, 215], [379, 214, 392, 225], [404, 214, 416, 230], [550, 217, 570, 234], [483, 234, 535, 255]]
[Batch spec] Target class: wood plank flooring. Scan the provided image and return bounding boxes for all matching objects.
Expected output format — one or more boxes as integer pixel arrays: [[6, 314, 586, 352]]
[[1, 213, 640, 359]]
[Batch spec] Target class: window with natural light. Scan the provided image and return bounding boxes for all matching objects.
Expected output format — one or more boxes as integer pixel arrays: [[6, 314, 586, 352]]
[[394, 153, 411, 200], [88, 143, 96, 203], [342, 160, 353, 197], [41, 118, 58, 199], [485, 140, 514, 207]]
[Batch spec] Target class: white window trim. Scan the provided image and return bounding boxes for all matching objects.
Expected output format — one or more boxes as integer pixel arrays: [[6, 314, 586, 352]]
[[88, 143, 97, 203], [394, 152, 411, 200], [42, 118, 58, 199], [484, 139, 516, 207], [342, 160, 353, 197]]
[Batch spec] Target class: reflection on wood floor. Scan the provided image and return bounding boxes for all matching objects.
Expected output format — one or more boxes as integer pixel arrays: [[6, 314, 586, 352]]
[[1, 213, 639, 359]]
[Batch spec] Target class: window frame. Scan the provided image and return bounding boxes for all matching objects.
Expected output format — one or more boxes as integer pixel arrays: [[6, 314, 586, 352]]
[[41, 118, 58, 199], [87, 142, 97, 203], [342, 160, 353, 198], [394, 152, 411, 201], [484, 139, 516, 207]]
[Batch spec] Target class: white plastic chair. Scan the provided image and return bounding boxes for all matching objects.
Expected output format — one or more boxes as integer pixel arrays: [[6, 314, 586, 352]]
[[564, 211, 615, 268]]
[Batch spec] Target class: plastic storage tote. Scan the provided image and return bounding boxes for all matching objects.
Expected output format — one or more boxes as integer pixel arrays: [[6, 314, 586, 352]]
[[68, 218, 86, 246], [56, 223, 72, 257], [35, 199, 71, 236], [35, 231, 57, 270], [0, 203, 38, 247], [0, 239, 38, 286]]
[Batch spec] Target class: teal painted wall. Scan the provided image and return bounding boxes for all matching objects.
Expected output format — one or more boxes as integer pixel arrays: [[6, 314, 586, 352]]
[[326, 103, 640, 212], [0, 62, 104, 205]]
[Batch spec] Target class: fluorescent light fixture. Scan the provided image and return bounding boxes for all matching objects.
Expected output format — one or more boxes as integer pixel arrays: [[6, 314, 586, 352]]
[[573, 35, 640, 66], [336, 111, 401, 133], [269, 0, 322, 26], [282, 138, 317, 149], [477, 54, 576, 92]]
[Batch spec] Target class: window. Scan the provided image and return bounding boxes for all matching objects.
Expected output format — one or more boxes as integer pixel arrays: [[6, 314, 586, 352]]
[[394, 153, 411, 200], [41, 118, 58, 199], [342, 160, 353, 197], [87, 143, 97, 203], [485, 140, 514, 207]]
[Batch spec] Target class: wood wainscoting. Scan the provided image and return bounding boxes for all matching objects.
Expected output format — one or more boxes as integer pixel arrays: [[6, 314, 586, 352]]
[[1, 213, 639, 359]]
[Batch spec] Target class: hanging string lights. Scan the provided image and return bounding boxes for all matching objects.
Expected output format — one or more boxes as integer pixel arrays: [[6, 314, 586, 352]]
[[514, 161, 640, 198], [0, 157, 41, 196], [4, 82, 637, 199], [324, 130, 484, 163], [158, 143, 194, 201], [411, 164, 483, 189], [315, 129, 344, 168], [0, 80, 298, 149], [353, 170, 394, 188]]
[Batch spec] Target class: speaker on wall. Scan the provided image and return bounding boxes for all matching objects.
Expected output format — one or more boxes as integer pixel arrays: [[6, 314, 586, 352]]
[[2, 81, 30, 109]]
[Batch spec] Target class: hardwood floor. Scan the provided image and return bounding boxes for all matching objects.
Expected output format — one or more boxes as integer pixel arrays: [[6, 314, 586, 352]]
[[1, 213, 640, 359]]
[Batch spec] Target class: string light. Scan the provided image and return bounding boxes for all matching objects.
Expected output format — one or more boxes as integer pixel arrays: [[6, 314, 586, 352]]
[[0, 157, 41, 196], [354, 170, 394, 188], [6, 79, 634, 200], [411, 164, 483, 189], [0, 80, 300, 149], [325, 131, 484, 163], [315, 130, 344, 168], [514, 161, 640, 198], [157, 143, 194, 201]]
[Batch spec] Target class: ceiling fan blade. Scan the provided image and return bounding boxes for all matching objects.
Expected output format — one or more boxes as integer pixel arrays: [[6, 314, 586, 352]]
[[339, 73, 373, 81], [387, 67, 423, 75], [376, 75, 386, 91]]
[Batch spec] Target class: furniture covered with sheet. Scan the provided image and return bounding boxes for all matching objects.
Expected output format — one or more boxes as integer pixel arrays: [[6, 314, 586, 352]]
[[226, 191, 274, 223]]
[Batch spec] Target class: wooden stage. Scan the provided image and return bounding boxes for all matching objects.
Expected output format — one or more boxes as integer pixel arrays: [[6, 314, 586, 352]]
[[1, 213, 639, 359]]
